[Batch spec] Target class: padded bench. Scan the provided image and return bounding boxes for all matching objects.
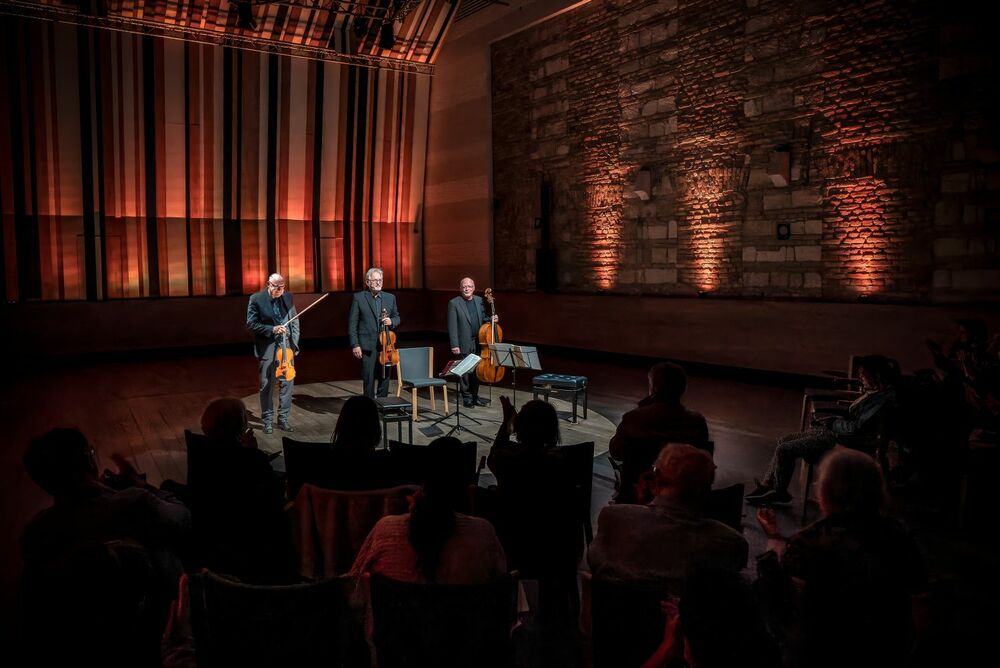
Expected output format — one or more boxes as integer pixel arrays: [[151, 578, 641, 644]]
[[531, 374, 588, 423], [375, 395, 413, 449]]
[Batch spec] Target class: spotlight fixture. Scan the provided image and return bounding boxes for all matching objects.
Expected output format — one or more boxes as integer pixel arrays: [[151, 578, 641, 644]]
[[379, 22, 396, 50], [236, 1, 257, 32]]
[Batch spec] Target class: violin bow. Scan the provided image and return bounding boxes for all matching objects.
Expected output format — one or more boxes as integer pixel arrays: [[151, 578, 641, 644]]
[[282, 292, 330, 327]]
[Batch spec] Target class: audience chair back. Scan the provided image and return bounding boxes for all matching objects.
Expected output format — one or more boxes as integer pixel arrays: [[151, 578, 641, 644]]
[[282, 437, 392, 497], [589, 576, 676, 668], [288, 482, 418, 579], [183, 429, 211, 502], [707, 482, 745, 532], [387, 440, 479, 512], [187, 571, 368, 667], [395, 346, 449, 420], [369, 573, 518, 668]]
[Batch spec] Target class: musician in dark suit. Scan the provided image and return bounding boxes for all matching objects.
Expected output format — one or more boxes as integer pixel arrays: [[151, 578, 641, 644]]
[[348, 267, 400, 398], [246, 273, 299, 434], [447, 277, 497, 408]]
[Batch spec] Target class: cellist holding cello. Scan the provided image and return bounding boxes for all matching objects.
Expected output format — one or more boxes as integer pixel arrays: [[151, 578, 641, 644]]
[[447, 277, 499, 408], [247, 273, 300, 434]]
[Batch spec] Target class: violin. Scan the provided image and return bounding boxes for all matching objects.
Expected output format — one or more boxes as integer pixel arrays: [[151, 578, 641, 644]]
[[476, 289, 505, 384], [275, 322, 296, 382], [378, 308, 399, 376]]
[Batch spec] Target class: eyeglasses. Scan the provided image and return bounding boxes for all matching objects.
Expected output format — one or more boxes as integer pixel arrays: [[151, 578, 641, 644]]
[[368, 278, 384, 284], [268, 282, 285, 289]]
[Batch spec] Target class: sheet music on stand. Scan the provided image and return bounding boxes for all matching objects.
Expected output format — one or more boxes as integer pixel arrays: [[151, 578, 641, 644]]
[[440, 353, 481, 378], [489, 344, 542, 408]]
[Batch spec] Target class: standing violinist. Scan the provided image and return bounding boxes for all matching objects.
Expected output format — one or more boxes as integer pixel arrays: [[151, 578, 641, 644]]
[[247, 273, 299, 434], [349, 267, 400, 398], [448, 277, 498, 408]]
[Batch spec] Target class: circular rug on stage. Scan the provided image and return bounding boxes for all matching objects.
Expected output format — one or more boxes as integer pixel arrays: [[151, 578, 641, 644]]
[[243, 380, 613, 463]]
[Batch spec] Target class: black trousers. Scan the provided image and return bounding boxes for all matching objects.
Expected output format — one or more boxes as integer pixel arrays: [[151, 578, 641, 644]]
[[360, 349, 391, 398]]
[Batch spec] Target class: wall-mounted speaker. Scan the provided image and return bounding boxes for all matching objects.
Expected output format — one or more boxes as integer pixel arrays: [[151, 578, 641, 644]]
[[536, 248, 557, 292]]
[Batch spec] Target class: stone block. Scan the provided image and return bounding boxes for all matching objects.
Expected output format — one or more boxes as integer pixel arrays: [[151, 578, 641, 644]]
[[757, 247, 787, 262], [667, 247, 677, 263], [790, 221, 806, 235], [641, 100, 659, 117], [941, 172, 970, 193], [664, 268, 678, 283], [789, 273, 804, 288], [804, 272, 822, 288], [762, 88, 794, 113], [668, 220, 678, 238], [649, 122, 666, 137], [658, 96, 676, 113], [645, 268, 673, 284], [795, 245, 822, 262], [651, 247, 667, 263], [647, 224, 669, 240], [746, 15, 773, 33], [934, 200, 962, 227], [805, 219, 823, 235], [745, 272, 770, 287], [965, 205, 982, 225], [763, 191, 793, 210], [791, 187, 822, 207], [744, 97, 763, 117], [933, 238, 967, 257], [770, 272, 789, 288], [742, 246, 757, 262], [969, 239, 986, 256], [951, 270, 1000, 291]]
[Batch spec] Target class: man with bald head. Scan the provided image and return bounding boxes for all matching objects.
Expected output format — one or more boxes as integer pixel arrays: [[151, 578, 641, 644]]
[[247, 273, 299, 433], [447, 277, 497, 408]]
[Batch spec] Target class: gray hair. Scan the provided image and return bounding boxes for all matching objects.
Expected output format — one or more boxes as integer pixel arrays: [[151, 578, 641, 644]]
[[818, 448, 886, 516], [267, 273, 285, 286], [365, 267, 384, 283]]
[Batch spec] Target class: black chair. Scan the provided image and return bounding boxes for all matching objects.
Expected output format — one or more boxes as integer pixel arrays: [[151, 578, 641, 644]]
[[386, 440, 479, 513], [187, 571, 368, 667], [557, 441, 596, 544], [369, 573, 518, 668], [282, 437, 392, 497], [708, 482, 745, 532], [589, 575, 675, 668]]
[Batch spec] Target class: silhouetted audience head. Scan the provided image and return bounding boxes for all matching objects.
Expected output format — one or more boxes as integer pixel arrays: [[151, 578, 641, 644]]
[[955, 318, 988, 349], [408, 437, 469, 580], [201, 397, 251, 447], [679, 568, 779, 668], [653, 443, 715, 507], [818, 448, 886, 516], [331, 395, 382, 452], [24, 427, 98, 498], [649, 362, 688, 401], [513, 399, 560, 448]]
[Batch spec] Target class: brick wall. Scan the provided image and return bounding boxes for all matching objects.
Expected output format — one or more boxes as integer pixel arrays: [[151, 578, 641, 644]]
[[491, 0, 999, 301]]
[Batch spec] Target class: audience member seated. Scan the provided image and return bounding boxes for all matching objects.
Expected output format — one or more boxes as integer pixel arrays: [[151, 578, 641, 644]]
[[350, 438, 506, 584], [746, 354, 898, 506], [641, 568, 779, 668], [18, 428, 190, 665], [190, 398, 296, 584], [588, 444, 748, 587], [754, 449, 927, 668], [609, 362, 710, 503], [487, 396, 584, 665], [319, 395, 392, 490]]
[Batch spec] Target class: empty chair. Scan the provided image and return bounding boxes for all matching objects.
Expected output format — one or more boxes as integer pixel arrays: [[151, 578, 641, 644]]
[[396, 346, 449, 420], [186, 570, 367, 667], [288, 482, 417, 579], [368, 573, 518, 668]]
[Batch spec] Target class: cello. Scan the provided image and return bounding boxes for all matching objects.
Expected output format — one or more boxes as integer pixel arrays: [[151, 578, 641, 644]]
[[378, 307, 399, 380], [476, 289, 506, 384]]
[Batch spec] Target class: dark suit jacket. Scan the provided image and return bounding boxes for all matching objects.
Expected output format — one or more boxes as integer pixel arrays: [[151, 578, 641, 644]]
[[348, 290, 400, 352], [247, 290, 300, 359], [447, 295, 487, 354]]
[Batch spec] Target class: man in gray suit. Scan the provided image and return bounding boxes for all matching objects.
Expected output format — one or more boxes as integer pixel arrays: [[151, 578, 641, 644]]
[[246, 273, 299, 433], [447, 277, 497, 408], [349, 267, 400, 398]]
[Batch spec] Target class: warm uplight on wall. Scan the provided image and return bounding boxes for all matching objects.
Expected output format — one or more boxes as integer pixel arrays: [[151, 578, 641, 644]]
[[826, 176, 896, 297], [585, 180, 622, 290], [684, 170, 728, 292]]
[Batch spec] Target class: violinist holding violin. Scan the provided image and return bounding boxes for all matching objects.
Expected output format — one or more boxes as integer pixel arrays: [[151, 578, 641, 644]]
[[447, 277, 498, 408], [348, 267, 400, 398], [247, 273, 299, 434]]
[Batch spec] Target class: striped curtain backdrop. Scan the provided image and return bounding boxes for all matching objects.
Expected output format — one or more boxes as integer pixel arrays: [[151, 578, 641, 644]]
[[0, 14, 431, 301]]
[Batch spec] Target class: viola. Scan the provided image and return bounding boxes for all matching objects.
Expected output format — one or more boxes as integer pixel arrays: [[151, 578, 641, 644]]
[[476, 288, 506, 384], [378, 308, 399, 376], [275, 322, 296, 382]]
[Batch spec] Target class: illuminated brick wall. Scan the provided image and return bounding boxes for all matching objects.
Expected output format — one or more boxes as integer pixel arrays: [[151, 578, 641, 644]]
[[491, 0, 999, 301]]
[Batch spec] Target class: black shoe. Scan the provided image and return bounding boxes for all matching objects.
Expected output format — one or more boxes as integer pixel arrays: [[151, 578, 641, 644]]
[[263, 422, 274, 434], [747, 489, 793, 507], [277, 419, 294, 433], [463, 399, 475, 408], [473, 397, 489, 406]]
